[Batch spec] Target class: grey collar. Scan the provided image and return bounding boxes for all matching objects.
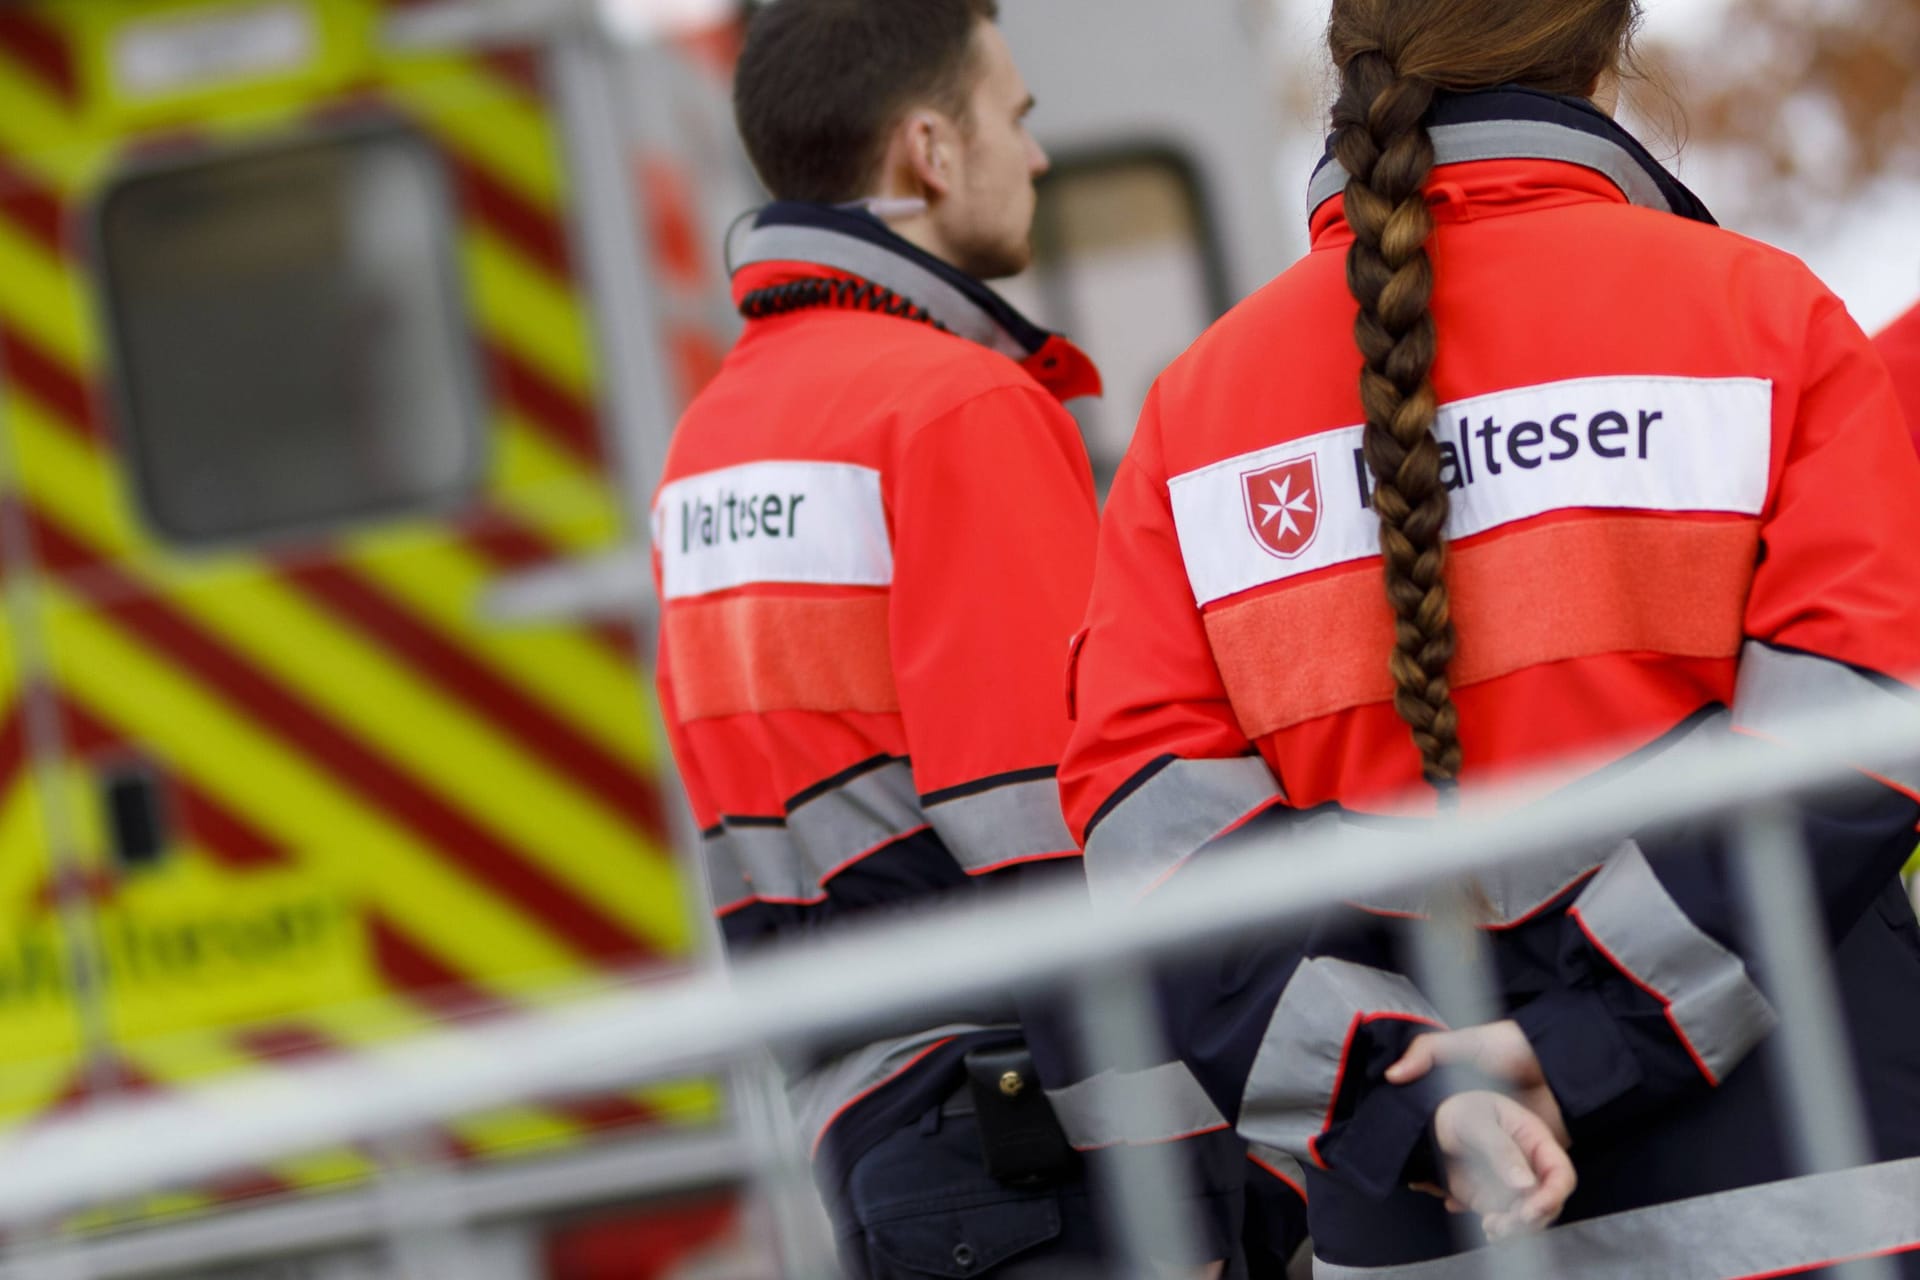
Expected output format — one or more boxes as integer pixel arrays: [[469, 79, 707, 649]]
[[733, 209, 1041, 362], [1305, 88, 1714, 226]]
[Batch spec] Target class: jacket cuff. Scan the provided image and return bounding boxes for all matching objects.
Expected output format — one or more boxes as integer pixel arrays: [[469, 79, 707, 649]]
[[1512, 986, 1643, 1132], [1317, 1074, 1446, 1201]]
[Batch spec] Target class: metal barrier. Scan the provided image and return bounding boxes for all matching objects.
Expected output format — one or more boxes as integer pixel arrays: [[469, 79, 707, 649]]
[[0, 688, 1917, 1279]]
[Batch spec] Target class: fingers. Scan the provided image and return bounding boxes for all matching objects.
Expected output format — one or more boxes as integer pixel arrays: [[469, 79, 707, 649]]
[[1435, 1094, 1537, 1220], [1477, 1100, 1543, 1193], [1391, 1021, 1552, 1095], [1507, 1104, 1576, 1208], [1519, 1140, 1577, 1225], [1386, 1021, 1524, 1084], [1477, 1156, 1572, 1241], [1385, 1033, 1439, 1084], [1491, 1098, 1578, 1236], [1519, 1085, 1573, 1149], [1482, 1209, 1534, 1242], [1482, 1169, 1571, 1242], [1409, 1182, 1472, 1216], [1436, 1089, 1584, 1237]]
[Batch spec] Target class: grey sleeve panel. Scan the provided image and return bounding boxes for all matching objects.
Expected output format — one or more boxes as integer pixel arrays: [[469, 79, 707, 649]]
[[924, 775, 1077, 874], [1084, 756, 1284, 903], [1570, 841, 1778, 1084], [1238, 958, 1441, 1164], [1732, 641, 1920, 792], [705, 759, 934, 908], [1044, 1061, 1228, 1150]]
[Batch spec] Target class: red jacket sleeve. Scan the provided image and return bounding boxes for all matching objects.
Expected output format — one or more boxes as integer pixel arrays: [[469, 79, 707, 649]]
[[1518, 293, 1920, 1140], [1872, 299, 1920, 451], [1060, 384, 1284, 867], [888, 383, 1098, 872]]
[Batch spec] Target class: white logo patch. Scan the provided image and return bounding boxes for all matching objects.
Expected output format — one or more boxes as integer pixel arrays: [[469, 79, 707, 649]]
[[1168, 374, 1774, 606], [654, 460, 893, 600]]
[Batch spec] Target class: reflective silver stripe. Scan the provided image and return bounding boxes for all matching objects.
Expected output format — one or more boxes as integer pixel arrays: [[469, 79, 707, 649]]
[[709, 760, 931, 906], [789, 759, 926, 885], [1311, 1155, 1920, 1280], [787, 1022, 1020, 1152], [1350, 714, 1730, 925], [1085, 757, 1283, 903], [1044, 1062, 1227, 1150], [1241, 959, 1441, 1163], [1572, 842, 1776, 1084], [1348, 840, 1611, 927], [715, 823, 816, 904], [701, 828, 755, 911], [1248, 1143, 1308, 1196], [1307, 118, 1676, 219], [736, 224, 1028, 360], [1734, 641, 1920, 792], [926, 775, 1076, 874]]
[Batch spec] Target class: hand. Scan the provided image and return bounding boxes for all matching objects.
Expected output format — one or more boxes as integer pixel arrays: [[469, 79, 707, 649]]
[[1387, 1020, 1569, 1147], [1427, 1090, 1577, 1240]]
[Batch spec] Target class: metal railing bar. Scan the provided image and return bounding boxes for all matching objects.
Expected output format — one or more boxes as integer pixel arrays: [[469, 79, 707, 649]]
[[1729, 809, 1896, 1280], [0, 1129, 753, 1279], [730, 1055, 840, 1278], [1402, 889, 1554, 1280], [367, 1131, 485, 1280], [1069, 966, 1208, 1278], [3, 1242, 87, 1280], [0, 699, 1912, 1225]]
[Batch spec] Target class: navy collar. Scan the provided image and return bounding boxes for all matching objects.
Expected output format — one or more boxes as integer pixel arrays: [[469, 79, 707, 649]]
[[1307, 86, 1717, 226], [732, 201, 1063, 363]]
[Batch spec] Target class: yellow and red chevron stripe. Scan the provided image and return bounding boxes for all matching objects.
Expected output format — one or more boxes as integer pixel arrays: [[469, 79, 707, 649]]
[[0, 0, 716, 1225]]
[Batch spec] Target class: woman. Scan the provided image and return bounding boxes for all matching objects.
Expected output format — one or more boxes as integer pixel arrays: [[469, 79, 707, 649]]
[[1058, 0, 1920, 1273]]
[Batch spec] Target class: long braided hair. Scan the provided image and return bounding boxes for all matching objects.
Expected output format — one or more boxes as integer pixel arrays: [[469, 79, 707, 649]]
[[1327, 0, 1639, 796]]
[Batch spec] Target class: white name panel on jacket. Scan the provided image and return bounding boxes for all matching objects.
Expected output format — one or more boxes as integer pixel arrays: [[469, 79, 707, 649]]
[[1167, 374, 1774, 607], [655, 460, 894, 600]]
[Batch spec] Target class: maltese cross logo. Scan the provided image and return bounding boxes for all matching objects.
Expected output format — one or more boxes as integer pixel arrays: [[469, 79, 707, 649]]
[[1243, 457, 1320, 559]]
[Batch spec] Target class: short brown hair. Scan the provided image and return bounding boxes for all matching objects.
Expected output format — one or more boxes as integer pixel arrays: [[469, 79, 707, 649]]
[[733, 0, 1000, 204]]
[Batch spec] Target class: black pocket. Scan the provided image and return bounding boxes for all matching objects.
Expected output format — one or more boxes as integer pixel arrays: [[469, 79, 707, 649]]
[[963, 1045, 1077, 1185], [864, 1192, 1063, 1278]]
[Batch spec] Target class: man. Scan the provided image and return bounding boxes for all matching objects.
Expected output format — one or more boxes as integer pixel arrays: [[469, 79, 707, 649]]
[[650, 1, 1270, 1274]]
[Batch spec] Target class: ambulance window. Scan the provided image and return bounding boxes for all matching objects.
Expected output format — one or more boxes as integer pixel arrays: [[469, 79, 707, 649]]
[[1004, 148, 1227, 496], [97, 127, 483, 546]]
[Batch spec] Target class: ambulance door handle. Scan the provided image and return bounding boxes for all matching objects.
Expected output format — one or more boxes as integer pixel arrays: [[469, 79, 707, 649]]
[[102, 765, 169, 870]]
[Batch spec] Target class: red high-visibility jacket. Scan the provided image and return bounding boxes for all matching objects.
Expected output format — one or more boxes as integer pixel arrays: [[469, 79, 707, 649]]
[[1061, 89, 1920, 1276], [651, 205, 1259, 1232], [1876, 299, 1920, 452]]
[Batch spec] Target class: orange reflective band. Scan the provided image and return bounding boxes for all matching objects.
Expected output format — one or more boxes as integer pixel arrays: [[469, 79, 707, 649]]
[[666, 593, 898, 720], [1206, 514, 1757, 739]]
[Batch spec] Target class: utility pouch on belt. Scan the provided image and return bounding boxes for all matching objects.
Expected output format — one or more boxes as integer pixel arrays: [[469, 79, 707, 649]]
[[963, 1043, 1077, 1186]]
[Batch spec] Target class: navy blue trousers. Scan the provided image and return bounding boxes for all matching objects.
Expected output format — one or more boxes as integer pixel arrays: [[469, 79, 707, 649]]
[[830, 1099, 1269, 1279]]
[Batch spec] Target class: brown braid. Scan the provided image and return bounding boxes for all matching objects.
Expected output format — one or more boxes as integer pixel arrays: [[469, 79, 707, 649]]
[[1323, 0, 1643, 798], [1333, 51, 1460, 792]]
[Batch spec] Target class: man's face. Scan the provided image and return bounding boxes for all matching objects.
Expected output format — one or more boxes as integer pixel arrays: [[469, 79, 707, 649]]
[[931, 21, 1049, 281]]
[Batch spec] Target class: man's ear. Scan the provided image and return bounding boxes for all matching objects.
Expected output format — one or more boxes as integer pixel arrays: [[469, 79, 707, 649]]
[[897, 110, 954, 199]]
